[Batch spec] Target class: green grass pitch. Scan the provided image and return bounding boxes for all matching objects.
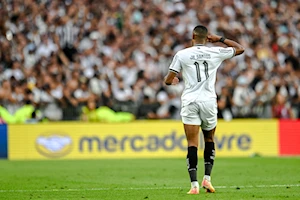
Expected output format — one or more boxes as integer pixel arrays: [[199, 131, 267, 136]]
[[0, 157, 300, 200]]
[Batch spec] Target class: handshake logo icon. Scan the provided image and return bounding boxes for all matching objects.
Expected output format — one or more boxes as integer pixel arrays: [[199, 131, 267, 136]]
[[36, 134, 73, 158]]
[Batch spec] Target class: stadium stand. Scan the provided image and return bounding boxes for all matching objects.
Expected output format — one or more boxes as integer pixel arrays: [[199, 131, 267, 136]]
[[0, 0, 299, 123]]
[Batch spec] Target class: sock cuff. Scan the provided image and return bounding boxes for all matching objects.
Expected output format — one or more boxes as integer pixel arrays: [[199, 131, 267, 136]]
[[188, 146, 198, 151]]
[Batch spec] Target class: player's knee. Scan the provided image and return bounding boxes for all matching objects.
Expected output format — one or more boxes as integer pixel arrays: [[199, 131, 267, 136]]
[[203, 132, 214, 142], [203, 128, 215, 142], [187, 140, 198, 148]]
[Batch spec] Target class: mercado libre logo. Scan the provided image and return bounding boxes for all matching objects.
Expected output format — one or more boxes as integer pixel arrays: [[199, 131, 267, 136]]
[[35, 133, 73, 158]]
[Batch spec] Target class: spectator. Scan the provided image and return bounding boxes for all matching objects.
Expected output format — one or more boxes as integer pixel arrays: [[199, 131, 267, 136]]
[[272, 93, 294, 119], [74, 79, 91, 106], [81, 98, 98, 122], [217, 87, 233, 121], [3, 61, 24, 81], [111, 79, 136, 113], [39, 83, 62, 121], [36, 34, 58, 59], [232, 76, 256, 118], [253, 75, 276, 118], [61, 80, 80, 120], [7, 81, 24, 115]]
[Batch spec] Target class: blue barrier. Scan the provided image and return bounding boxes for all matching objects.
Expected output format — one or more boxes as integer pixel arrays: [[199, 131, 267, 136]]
[[0, 124, 7, 158]]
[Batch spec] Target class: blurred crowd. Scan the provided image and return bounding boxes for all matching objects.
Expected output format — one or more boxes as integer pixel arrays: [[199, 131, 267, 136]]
[[0, 0, 299, 123]]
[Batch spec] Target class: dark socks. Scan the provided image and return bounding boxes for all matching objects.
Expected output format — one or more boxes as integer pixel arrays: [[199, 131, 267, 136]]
[[204, 142, 215, 176], [187, 146, 198, 182]]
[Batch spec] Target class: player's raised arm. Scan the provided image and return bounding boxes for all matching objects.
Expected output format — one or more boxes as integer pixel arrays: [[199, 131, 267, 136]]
[[207, 34, 245, 56]]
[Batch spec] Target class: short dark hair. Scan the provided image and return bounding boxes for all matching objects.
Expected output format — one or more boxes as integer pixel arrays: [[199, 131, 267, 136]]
[[193, 25, 208, 39]]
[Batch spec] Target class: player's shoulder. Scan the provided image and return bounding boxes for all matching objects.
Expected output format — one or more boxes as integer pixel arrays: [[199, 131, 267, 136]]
[[173, 49, 186, 61]]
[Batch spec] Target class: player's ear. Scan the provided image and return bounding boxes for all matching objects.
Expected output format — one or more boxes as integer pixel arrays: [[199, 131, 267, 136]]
[[192, 34, 195, 39]]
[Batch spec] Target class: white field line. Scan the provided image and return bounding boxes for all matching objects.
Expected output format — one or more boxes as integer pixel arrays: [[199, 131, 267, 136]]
[[0, 184, 299, 193]]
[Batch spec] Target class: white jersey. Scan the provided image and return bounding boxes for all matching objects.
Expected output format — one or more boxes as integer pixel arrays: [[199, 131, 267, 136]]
[[169, 45, 235, 107]]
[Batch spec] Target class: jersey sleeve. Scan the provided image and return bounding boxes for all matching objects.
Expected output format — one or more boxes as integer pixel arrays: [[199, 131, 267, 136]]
[[169, 54, 182, 74], [217, 47, 236, 60]]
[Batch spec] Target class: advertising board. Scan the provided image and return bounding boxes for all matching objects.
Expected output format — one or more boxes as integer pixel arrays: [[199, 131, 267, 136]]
[[8, 120, 278, 160]]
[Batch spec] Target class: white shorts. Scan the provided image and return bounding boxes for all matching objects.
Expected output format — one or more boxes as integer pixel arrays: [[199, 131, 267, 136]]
[[180, 100, 218, 131]]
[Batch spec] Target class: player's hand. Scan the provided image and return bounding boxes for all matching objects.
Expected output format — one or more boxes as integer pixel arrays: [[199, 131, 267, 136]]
[[207, 34, 221, 43], [172, 77, 179, 85]]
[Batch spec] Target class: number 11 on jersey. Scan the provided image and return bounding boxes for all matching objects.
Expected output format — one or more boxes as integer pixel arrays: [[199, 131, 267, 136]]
[[194, 61, 209, 82]]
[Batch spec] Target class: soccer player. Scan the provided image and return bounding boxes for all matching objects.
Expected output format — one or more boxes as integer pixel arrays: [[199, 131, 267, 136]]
[[164, 25, 244, 194]]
